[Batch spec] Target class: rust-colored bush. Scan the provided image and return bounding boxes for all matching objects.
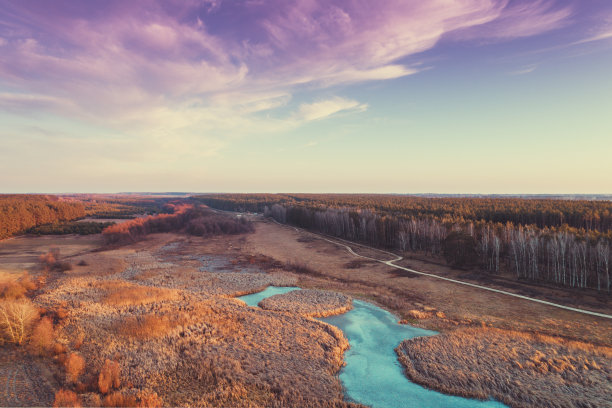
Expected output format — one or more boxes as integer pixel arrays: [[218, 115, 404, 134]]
[[55, 306, 69, 320], [0, 281, 26, 299], [65, 352, 86, 383], [29, 316, 55, 355], [53, 342, 67, 356], [53, 389, 82, 408], [40, 250, 73, 272], [102, 391, 137, 407], [0, 298, 39, 345], [73, 332, 85, 350], [98, 359, 121, 394], [136, 390, 163, 408], [19, 272, 38, 291]]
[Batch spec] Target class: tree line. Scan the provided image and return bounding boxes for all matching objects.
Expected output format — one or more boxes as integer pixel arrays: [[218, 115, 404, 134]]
[[194, 194, 611, 293], [195, 193, 612, 232], [265, 204, 610, 293], [101, 203, 253, 245], [0, 195, 86, 240]]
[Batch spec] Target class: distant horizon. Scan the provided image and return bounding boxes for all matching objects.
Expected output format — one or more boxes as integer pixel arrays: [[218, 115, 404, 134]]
[[2, 191, 612, 198]]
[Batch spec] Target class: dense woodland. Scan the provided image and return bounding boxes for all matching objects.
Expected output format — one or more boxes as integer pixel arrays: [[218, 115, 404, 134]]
[[27, 221, 115, 236], [102, 203, 253, 245], [195, 194, 611, 293], [0, 195, 86, 240], [80, 196, 168, 218]]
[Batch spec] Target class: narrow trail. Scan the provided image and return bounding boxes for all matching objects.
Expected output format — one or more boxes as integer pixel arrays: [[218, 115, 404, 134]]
[[263, 217, 612, 320]]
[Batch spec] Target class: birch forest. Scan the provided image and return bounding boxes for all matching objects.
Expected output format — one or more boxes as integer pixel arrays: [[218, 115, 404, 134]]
[[196, 194, 611, 293]]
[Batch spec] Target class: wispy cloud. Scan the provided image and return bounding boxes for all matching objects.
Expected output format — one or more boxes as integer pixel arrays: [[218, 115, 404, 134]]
[[509, 64, 538, 75], [0, 0, 584, 173], [294, 97, 368, 122]]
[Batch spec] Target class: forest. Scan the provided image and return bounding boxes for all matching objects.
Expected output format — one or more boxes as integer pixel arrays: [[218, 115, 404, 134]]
[[195, 194, 611, 293], [0, 195, 86, 240], [101, 203, 253, 245]]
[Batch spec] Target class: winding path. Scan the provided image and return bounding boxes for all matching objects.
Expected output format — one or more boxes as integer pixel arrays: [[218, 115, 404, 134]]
[[264, 217, 612, 320]]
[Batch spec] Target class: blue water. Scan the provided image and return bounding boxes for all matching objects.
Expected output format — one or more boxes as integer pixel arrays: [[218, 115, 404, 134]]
[[238, 287, 506, 408], [238, 286, 300, 306]]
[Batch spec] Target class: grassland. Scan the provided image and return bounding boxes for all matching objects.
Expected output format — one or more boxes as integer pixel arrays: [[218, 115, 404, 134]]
[[0, 214, 609, 407]]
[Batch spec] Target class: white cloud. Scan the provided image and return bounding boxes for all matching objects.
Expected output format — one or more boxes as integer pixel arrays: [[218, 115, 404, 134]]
[[294, 97, 368, 122]]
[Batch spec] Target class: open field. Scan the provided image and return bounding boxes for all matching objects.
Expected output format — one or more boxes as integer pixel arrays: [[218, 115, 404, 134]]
[[0, 229, 359, 407], [0, 216, 610, 407]]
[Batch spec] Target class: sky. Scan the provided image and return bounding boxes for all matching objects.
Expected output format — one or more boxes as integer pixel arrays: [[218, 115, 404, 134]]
[[0, 0, 611, 194]]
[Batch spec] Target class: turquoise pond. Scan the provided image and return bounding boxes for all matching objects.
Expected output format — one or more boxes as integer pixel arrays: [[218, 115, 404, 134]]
[[238, 287, 506, 408]]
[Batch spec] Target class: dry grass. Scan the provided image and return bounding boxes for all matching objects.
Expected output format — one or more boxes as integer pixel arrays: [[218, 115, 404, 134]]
[[397, 326, 612, 408], [53, 389, 82, 408], [114, 314, 182, 339], [98, 281, 179, 306], [258, 289, 353, 318]]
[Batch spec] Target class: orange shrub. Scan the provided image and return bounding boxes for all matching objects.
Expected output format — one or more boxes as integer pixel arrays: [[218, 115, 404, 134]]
[[98, 359, 121, 394], [53, 389, 81, 408], [136, 390, 163, 408], [29, 316, 55, 355], [103, 391, 137, 407], [65, 353, 85, 383], [0, 281, 26, 299], [19, 272, 38, 291]]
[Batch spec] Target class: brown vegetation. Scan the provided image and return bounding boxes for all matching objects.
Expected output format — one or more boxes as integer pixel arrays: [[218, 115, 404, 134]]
[[102, 204, 253, 245], [53, 389, 81, 408], [98, 359, 121, 394], [29, 316, 55, 355], [0, 272, 37, 299], [198, 194, 612, 292], [0, 194, 85, 240], [0, 298, 38, 345], [102, 391, 137, 407], [258, 289, 353, 317], [397, 327, 612, 408], [65, 353, 85, 383], [114, 314, 181, 339], [98, 282, 178, 306]]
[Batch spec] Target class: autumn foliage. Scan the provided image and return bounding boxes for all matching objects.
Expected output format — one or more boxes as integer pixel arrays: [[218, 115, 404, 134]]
[[0, 194, 85, 239], [102, 204, 253, 244], [98, 359, 121, 394], [65, 352, 85, 383], [53, 389, 82, 408]]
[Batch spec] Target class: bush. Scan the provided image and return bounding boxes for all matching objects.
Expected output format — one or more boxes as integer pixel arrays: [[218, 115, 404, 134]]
[[40, 250, 73, 272], [0, 299, 39, 345], [53, 389, 81, 408], [103, 391, 137, 407], [0, 281, 27, 299], [98, 359, 121, 394], [65, 353, 86, 383], [29, 316, 55, 355], [136, 390, 163, 408]]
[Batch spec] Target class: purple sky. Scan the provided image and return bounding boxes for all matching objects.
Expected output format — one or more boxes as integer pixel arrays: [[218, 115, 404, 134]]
[[1, 1, 611, 193]]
